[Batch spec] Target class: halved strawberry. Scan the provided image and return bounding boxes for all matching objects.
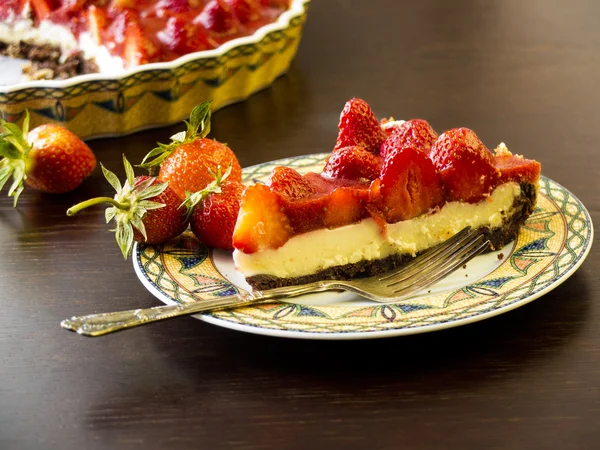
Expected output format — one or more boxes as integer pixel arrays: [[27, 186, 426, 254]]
[[0, 0, 29, 21], [370, 146, 445, 223], [233, 183, 292, 253], [380, 119, 438, 158], [322, 145, 382, 181], [195, 0, 239, 35], [156, 0, 192, 14], [30, 0, 58, 21], [157, 16, 215, 55], [268, 166, 317, 200], [123, 19, 160, 68], [323, 186, 369, 229], [430, 128, 501, 203], [225, 0, 260, 24], [334, 98, 387, 154], [87, 4, 107, 45]]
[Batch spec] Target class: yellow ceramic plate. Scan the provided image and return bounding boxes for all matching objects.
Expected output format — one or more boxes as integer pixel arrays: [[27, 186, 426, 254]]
[[133, 153, 594, 340], [0, 0, 310, 139]]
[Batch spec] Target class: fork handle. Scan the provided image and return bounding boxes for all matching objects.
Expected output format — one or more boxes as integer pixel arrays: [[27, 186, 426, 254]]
[[61, 282, 330, 337]]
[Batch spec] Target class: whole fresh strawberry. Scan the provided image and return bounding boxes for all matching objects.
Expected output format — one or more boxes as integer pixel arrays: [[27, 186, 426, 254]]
[[0, 112, 96, 206], [380, 119, 439, 158], [184, 165, 244, 251], [430, 127, 501, 203], [140, 101, 242, 200], [334, 98, 387, 154], [67, 156, 188, 259]]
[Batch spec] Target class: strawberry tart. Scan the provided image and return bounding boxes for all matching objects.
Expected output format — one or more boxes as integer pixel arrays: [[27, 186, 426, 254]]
[[0, 0, 292, 80], [232, 98, 541, 290]]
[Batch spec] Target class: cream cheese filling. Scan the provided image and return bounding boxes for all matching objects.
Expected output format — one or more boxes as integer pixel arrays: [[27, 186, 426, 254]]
[[233, 182, 527, 279]]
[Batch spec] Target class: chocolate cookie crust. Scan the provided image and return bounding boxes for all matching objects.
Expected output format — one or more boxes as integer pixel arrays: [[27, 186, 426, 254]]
[[0, 41, 98, 80]]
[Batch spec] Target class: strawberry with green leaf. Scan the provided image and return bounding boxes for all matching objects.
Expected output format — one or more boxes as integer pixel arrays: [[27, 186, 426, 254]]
[[0, 112, 96, 206], [183, 164, 244, 251], [139, 101, 242, 200], [67, 156, 188, 259]]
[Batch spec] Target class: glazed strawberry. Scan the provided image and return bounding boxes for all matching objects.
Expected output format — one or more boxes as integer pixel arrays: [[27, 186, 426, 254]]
[[0, 1, 28, 21], [87, 5, 107, 45], [185, 166, 244, 251], [232, 183, 292, 253], [380, 119, 438, 158], [30, 0, 54, 20], [430, 127, 501, 203], [0, 113, 96, 206], [157, 16, 215, 55], [268, 166, 317, 199], [225, 0, 261, 24], [195, 0, 239, 35], [334, 98, 387, 154], [323, 186, 369, 228], [495, 154, 542, 184], [370, 146, 445, 223], [322, 145, 382, 180], [67, 156, 188, 259], [140, 101, 242, 200], [123, 18, 160, 67], [156, 0, 191, 14]]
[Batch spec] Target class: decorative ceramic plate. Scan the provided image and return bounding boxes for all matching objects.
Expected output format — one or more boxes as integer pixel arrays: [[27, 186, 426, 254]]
[[133, 153, 594, 340], [0, 0, 310, 139]]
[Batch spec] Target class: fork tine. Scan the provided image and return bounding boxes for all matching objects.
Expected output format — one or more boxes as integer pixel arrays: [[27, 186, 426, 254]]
[[378, 226, 475, 283], [385, 232, 484, 288], [389, 236, 490, 299]]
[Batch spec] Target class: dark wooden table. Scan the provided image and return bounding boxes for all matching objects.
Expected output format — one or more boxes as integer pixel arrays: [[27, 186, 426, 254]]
[[1, 1, 599, 449]]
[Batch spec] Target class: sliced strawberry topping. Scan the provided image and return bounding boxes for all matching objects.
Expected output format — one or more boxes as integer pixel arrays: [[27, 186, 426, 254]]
[[430, 127, 501, 203], [233, 184, 292, 253], [334, 98, 387, 154], [495, 155, 541, 184], [322, 146, 382, 181], [370, 146, 445, 223], [380, 119, 438, 158]]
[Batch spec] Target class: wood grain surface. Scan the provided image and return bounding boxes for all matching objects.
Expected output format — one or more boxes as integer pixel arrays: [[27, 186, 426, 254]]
[[1, 1, 599, 449]]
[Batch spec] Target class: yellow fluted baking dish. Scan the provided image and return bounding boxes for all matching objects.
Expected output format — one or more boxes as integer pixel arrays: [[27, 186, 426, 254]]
[[0, 0, 310, 139]]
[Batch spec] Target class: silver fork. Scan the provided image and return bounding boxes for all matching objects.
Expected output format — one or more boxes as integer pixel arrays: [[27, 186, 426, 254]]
[[61, 227, 489, 337]]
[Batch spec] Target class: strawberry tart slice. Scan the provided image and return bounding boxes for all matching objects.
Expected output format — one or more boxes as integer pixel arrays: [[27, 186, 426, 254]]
[[0, 0, 292, 79], [232, 98, 541, 290]]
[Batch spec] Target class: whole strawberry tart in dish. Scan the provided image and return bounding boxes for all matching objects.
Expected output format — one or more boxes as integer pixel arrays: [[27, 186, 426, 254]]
[[232, 98, 541, 290], [0, 0, 293, 80]]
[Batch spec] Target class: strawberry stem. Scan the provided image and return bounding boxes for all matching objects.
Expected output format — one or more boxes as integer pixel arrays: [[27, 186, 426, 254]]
[[66, 197, 129, 216], [138, 101, 213, 170]]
